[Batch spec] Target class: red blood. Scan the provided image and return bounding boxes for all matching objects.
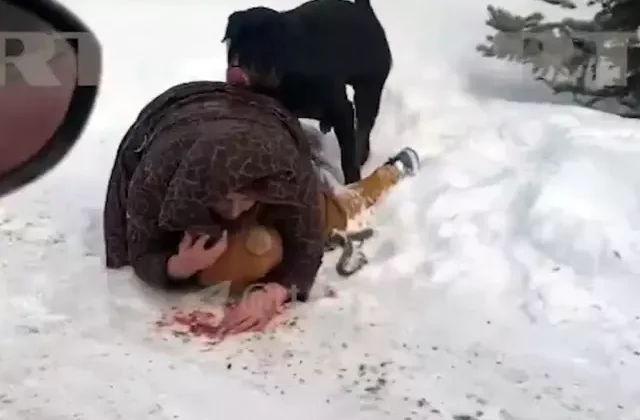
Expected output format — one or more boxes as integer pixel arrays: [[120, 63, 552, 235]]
[[168, 309, 220, 339]]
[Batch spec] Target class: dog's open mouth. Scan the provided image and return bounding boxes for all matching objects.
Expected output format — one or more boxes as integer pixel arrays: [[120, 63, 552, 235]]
[[226, 66, 250, 86]]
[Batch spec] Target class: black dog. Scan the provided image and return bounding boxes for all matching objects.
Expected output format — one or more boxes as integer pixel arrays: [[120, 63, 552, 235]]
[[222, 0, 392, 183]]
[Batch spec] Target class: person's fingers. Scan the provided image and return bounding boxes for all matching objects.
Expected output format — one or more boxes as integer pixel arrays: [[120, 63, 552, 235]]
[[193, 234, 211, 250], [216, 311, 233, 332], [215, 321, 230, 338], [217, 291, 271, 335], [178, 232, 193, 253], [218, 317, 241, 338], [238, 284, 264, 307], [247, 315, 271, 333], [226, 316, 260, 336], [219, 230, 229, 248], [206, 230, 228, 258], [217, 306, 245, 336]]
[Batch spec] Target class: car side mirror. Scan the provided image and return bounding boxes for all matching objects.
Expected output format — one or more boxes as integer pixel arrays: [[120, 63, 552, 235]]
[[0, 0, 101, 197]]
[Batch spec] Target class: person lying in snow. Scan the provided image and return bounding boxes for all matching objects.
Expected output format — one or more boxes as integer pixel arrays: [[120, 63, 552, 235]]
[[103, 80, 420, 336]]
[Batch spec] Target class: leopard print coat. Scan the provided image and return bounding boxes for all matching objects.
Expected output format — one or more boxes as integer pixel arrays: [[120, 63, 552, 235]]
[[103, 81, 324, 300]]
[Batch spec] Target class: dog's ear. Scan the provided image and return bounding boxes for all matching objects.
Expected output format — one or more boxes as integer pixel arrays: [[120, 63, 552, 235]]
[[221, 11, 243, 42], [221, 8, 289, 76], [222, 8, 277, 42]]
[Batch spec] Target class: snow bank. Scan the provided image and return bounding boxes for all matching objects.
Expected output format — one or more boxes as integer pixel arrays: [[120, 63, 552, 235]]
[[1, 0, 640, 418]]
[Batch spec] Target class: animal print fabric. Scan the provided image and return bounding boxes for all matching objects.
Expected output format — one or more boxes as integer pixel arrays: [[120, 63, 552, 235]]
[[103, 81, 324, 300]]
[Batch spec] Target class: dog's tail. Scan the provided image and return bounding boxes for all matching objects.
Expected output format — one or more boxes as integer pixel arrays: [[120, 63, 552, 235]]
[[354, 0, 372, 8]]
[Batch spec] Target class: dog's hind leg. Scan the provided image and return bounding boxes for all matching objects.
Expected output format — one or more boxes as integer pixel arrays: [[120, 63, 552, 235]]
[[353, 77, 386, 166]]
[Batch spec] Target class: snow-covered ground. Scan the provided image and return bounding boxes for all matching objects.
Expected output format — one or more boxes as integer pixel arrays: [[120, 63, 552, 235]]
[[2, 0, 640, 418]]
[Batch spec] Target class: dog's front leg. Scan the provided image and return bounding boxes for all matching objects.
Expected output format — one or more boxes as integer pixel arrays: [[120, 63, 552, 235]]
[[335, 119, 359, 183], [329, 98, 360, 183]]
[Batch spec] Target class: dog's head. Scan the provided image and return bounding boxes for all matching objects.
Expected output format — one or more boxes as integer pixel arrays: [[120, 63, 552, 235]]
[[222, 7, 288, 89]]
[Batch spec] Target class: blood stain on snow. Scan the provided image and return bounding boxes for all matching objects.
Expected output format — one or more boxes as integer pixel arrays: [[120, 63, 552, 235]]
[[155, 308, 222, 346]]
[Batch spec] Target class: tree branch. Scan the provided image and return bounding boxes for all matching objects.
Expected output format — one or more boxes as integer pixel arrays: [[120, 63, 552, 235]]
[[478, 0, 640, 116]]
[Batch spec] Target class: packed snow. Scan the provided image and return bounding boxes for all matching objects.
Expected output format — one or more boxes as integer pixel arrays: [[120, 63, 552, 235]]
[[1, 0, 640, 418]]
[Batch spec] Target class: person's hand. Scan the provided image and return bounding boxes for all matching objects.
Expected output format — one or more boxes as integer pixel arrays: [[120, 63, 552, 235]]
[[167, 231, 228, 279], [216, 283, 289, 337]]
